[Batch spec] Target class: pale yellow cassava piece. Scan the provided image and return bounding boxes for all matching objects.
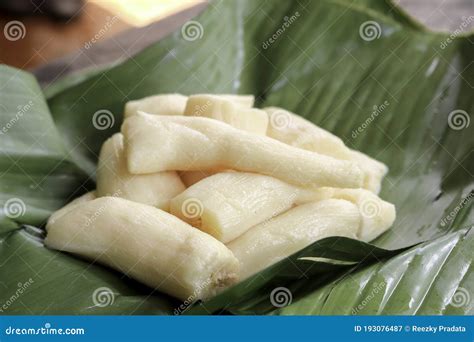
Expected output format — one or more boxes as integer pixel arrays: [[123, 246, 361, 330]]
[[184, 94, 268, 135], [47, 191, 96, 226], [122, 113, 364, 189], [170, 172, 395, 244], [124, 93, 188, 118], [170, 172, 322, 243], [322, 188, 395, 241], [228, 199, 361, 279], [264, 107, 388, 194], [181, 94, 260, 185], [45, 197, 239, 301], [96, 133, 185, 211]]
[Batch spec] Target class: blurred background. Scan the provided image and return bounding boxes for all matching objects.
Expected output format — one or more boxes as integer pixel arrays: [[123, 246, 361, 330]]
[[0, 0, 204, 69], [0, 0, 472, 74]]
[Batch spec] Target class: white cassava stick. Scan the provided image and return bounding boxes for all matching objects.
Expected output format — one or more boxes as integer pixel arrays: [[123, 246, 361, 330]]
[[121, 113, 363, 189], [45, 196, 239, 301]]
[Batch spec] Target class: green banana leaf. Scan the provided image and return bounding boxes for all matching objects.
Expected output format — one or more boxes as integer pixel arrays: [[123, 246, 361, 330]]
[[185, 237, 410, 315], [277, 228, 473, 315], [0, 0, 472, 315]]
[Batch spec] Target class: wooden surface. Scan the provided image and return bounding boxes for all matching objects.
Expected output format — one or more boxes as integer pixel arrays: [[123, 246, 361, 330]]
[[0, 0, 203, 70], [0, 2, 131, 69]]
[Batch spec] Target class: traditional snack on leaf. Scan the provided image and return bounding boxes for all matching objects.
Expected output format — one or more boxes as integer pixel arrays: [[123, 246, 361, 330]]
[[184, 94, 268, 135], [96, 133, 185, 211], [124, 93, 188, 118], [46, 93, 396, 302], [45, 197, 239, 301], [122, 113, 364, 189], [264, 107, 388, 193], [227, 199, 361, 279]]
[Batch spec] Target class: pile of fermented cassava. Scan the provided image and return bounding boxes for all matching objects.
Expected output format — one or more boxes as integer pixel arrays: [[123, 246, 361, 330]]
[[45, 94, 395, 301]]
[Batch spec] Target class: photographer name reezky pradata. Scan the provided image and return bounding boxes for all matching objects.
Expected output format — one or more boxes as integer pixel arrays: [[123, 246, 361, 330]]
[[354, 325, 467, 333]]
